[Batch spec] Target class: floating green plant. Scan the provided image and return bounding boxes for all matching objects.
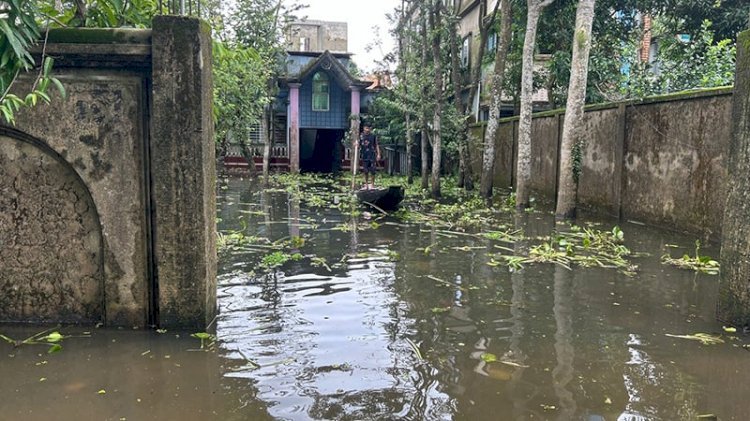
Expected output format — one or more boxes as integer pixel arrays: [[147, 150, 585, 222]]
[[0, 329, 86, 354], [190, 332, 217, 351], [260, 251, 303, 270], [665, 332, 724, 345], [486, 225, 636, 274], [662, 240, 719, 275]]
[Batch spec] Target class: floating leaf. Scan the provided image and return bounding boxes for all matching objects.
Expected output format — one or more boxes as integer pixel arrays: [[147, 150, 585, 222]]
[[97, 389, 106, 395], [481, 352, 497, 363], [48, 344, 62, 354], [45, 332, 63, 343], [723, 326, 736, 333]]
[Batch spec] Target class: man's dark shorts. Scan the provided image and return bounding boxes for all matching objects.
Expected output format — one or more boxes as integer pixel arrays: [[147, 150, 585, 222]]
[[362, 159, 376, 174]]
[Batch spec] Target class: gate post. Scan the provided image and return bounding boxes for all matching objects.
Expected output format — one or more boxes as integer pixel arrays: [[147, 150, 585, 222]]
[[150, 16, 217, 328]]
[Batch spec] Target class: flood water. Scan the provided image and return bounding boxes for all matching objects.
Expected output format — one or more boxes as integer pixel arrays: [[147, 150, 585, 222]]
[[2, 177, 750, 420]]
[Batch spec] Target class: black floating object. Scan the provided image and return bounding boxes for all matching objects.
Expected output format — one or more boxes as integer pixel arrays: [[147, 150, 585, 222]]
[[356, 185, 405, 211]]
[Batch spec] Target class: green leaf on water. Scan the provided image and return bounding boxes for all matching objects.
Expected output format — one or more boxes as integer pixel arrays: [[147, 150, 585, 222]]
[[48, 344, 62, 354], [45, 332, 63, 343], [481, 352, 497, 363], [191, 332, 211, 340], [723, 326, 737, 333]]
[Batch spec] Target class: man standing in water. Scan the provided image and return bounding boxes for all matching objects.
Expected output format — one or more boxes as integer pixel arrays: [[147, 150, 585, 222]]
[[359, 122, 381, 189]]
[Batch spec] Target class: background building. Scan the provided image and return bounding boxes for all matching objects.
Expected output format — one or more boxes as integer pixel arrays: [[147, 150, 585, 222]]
[[226, 20, 380, 173]]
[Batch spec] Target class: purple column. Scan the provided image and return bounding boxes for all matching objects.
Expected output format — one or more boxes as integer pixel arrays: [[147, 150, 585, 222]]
[[289, 83, 301, 173], [351, 86, 360, 116], [350, 87, 361, 171]]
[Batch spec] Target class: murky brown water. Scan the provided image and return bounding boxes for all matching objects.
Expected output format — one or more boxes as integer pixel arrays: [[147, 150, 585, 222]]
[[2, 177, 750, 420]]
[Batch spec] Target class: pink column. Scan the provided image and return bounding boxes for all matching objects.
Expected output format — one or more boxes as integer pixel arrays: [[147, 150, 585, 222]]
[[351, 86, 361, 116], [289, 83, 301, 173], [349, 87, 361, 172]]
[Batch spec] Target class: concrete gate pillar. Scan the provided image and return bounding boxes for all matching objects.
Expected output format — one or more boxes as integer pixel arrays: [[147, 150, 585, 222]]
[[151, 16, 217, 328], [289, 83, 301, 173], [718, 30, 750, 325]]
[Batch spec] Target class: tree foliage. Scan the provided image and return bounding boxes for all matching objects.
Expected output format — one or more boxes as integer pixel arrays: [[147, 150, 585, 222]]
[[622, 20, 736, 97], [1, 0, 157, 124], [212, 42, 270, 146], [1, 1, 64, 124], [212, 0, 302, 153]]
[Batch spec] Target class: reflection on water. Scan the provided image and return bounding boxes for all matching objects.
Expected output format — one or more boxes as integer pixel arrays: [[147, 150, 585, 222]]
[[2, 177, 750, 420]]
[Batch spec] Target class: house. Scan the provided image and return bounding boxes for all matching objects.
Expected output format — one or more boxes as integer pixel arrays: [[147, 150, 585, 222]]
[[224, 20, 376, 173], [454, 0, 550, 121]]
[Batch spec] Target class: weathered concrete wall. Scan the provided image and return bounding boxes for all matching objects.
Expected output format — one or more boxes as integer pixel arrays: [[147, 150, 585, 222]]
[[718, 30, 750, 325], [622, 94, 731, 236], [0, 17, 216, 328], [473, 87, 734, 238], [469, 120, 516, 190], [0, 132, 104, 323], [5, 49, 151, 326], [151, 16, 217, 328], [576, 106, 624, 217], [528, 115, 560, 199], [287, 20, 348, 53]]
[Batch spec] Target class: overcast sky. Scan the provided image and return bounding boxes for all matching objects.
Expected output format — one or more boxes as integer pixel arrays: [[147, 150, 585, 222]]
[[287, 0, 402, 72]]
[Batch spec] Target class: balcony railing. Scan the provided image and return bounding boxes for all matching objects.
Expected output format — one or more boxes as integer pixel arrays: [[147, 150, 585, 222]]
[[157, 0, 203, 16], [226, 144, 288, 159]]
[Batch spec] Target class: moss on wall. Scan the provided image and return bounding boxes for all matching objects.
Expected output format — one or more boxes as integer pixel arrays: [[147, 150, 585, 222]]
[[46, 28, 152, 44]]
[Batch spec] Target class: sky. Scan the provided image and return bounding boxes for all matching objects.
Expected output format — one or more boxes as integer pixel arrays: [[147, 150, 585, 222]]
[[286, 0, 402, 72]]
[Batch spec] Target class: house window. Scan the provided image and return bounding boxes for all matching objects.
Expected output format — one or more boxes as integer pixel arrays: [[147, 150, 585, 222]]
[[486, 32, 497, 54], [460, 35, 471, 69], [299, 37, 309, 52], [312, 72, 330, 111]]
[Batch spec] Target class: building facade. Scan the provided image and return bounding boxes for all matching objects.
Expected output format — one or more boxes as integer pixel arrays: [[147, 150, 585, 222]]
[[225, 20, 376, 173], [454, 0, 550, 121]]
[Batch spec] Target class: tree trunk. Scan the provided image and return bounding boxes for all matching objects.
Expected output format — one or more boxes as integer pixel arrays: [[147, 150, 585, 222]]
[[399, 0, 414, 185], [421, 126, 429, 189], [430, 1, 443, 198], [480, 0, 512, 199], [420, 11, 430, 191], [262, 106, 271, 184], [556, 0, 596, 218], [73, 0, 86, 25], [449, 15, 467, 188], [516, 0, 555, 209], [718, 28, 750, 325], [406, 114, 414, 184]]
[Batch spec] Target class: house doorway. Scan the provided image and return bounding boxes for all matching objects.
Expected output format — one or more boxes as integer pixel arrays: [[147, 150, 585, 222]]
[[300, 129, 344, 173]]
